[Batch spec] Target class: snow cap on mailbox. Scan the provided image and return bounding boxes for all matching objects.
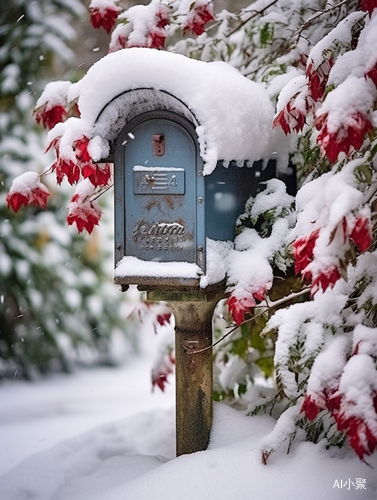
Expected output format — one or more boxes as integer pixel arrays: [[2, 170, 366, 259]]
[[73, 48, 283, 171], [52, 48, 287, 289]]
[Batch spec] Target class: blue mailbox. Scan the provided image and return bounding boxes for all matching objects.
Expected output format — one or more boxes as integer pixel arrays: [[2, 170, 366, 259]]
[[114, 111, 204, 276], [112, 103, 277, 289], [72, 49, 289, 291]]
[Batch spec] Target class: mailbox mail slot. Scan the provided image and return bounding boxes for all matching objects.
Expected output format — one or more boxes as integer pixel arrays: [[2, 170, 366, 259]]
[[114, 110, 206, 276]]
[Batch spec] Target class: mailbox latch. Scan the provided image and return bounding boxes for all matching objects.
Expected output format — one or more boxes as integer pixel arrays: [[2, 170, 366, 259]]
[[153, 134, 165, 156]]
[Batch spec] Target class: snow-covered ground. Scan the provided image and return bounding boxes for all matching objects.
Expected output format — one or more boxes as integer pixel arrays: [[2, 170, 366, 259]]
[[1, 334, 376, 500]]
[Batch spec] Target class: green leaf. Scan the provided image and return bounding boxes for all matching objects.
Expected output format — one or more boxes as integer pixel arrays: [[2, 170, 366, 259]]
[[260, 23, 274, 48]]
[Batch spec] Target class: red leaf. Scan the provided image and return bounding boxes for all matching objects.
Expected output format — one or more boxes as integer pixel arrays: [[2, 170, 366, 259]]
[[89, 4, 119, 34], [306, 59, 333, 102], [151, 347, 174, 392], [6, 172, 50, 212], [227, 293, 256, 326], [152, 373, 169, 392], [365, 65, 377, 87], [292, 228, 320, 276], [273, 98, 307, 136], [359, 0, 377, 16], [272, 108, 291, 135], [67, 184, 102, 234], [350, 215, 372, 253], [67, 210, 100, 234], [75, 136, 92, 164], [315, 111, 373, 163], [156, 4, 170, 28], [60, 159, 81, 185], [311, 265, 341, 295], [301, 394, 323, 420], [30, 186, 50, 209], [34, 104, 67, 130], [325, 391, 342, 413], [6, 192, 29, 212], [156, 313, 172, 327], [82, 162, 111, 187], [109, 33, 127, 53], [147, 28, 166, 49], [182, 2, 214, 36], [47, 139, 60, 158], [51, 159, 64, 185]]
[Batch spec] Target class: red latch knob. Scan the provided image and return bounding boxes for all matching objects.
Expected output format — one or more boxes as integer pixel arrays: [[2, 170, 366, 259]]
[[153, 134, 165, 156]]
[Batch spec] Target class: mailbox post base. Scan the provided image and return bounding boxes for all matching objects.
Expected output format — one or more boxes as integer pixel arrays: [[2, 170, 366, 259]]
[[146, 286, 225, 457]]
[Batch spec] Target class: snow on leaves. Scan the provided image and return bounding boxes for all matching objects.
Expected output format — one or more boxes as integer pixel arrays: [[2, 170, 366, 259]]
[[273, 12, 376, 164], [45, 134, 111, 188], [293, 209, 373, 295], [315, 110, 374, 164], [302, 327, 377, 461], [226, 179, 294, 325], [67, 180, 102, 234], [34, 104, 67, 130], [227, 293, 257, 326], [109, 1, 170, 51], [106, 0, 214, 52], [89, 0, 120, 34], [182, 1, 214, 36], [12, 127, 110, 234], [292, 229, 320, 277], [33, 81, 72, 130], [6, 172, 50, 212], [306, 59, 333, 103], [74, 136, 111, 187], [350, 215, 373, 252]]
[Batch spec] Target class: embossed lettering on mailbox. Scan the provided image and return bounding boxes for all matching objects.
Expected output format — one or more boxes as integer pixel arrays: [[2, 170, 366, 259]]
[[133, 166, 185, 195], [117, 112, 198, 266], [132, 218, 188, 253]]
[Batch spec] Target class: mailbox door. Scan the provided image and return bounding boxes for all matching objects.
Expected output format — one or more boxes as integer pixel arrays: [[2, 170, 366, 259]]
[[115, 111, 203, 268]]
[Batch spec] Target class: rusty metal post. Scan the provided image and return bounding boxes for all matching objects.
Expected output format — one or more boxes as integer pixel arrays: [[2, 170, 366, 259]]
[[146, 286, 225, 456]]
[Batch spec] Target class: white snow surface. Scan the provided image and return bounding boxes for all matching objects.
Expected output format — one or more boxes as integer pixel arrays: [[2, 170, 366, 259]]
[[114, 239, 231, 287], [35, 81, 71, 109], [8, 171, 49, 196], [51, 48, 287, 175], [1, 358, 376, 500], [115, 256, 203, 279]]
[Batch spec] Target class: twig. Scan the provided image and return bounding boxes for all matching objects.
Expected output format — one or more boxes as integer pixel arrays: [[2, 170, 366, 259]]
[[184, 287, 310, 355], [292, 0, 354, 40], [90, 182, 114, 202], [39, 166, 54, 181], [226, 0, 279, 37], [183, 308, 266, 356]]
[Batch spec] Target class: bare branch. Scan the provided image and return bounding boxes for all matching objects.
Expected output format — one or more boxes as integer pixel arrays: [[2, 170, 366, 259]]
[[226, 0, 279, 37], [292, 0, 356, 41]]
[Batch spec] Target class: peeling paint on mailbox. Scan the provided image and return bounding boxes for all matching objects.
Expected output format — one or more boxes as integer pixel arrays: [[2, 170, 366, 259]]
[[114, 110, 206, 276]]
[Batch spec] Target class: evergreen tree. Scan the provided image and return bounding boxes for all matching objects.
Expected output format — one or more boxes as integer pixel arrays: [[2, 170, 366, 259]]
[[0, 0, 135, 378]]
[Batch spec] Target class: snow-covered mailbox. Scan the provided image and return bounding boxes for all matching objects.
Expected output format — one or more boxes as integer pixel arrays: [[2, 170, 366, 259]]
[[113, 112, 277, 288], [81, 48, 285, 456], [89, 56, 283, 289]]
